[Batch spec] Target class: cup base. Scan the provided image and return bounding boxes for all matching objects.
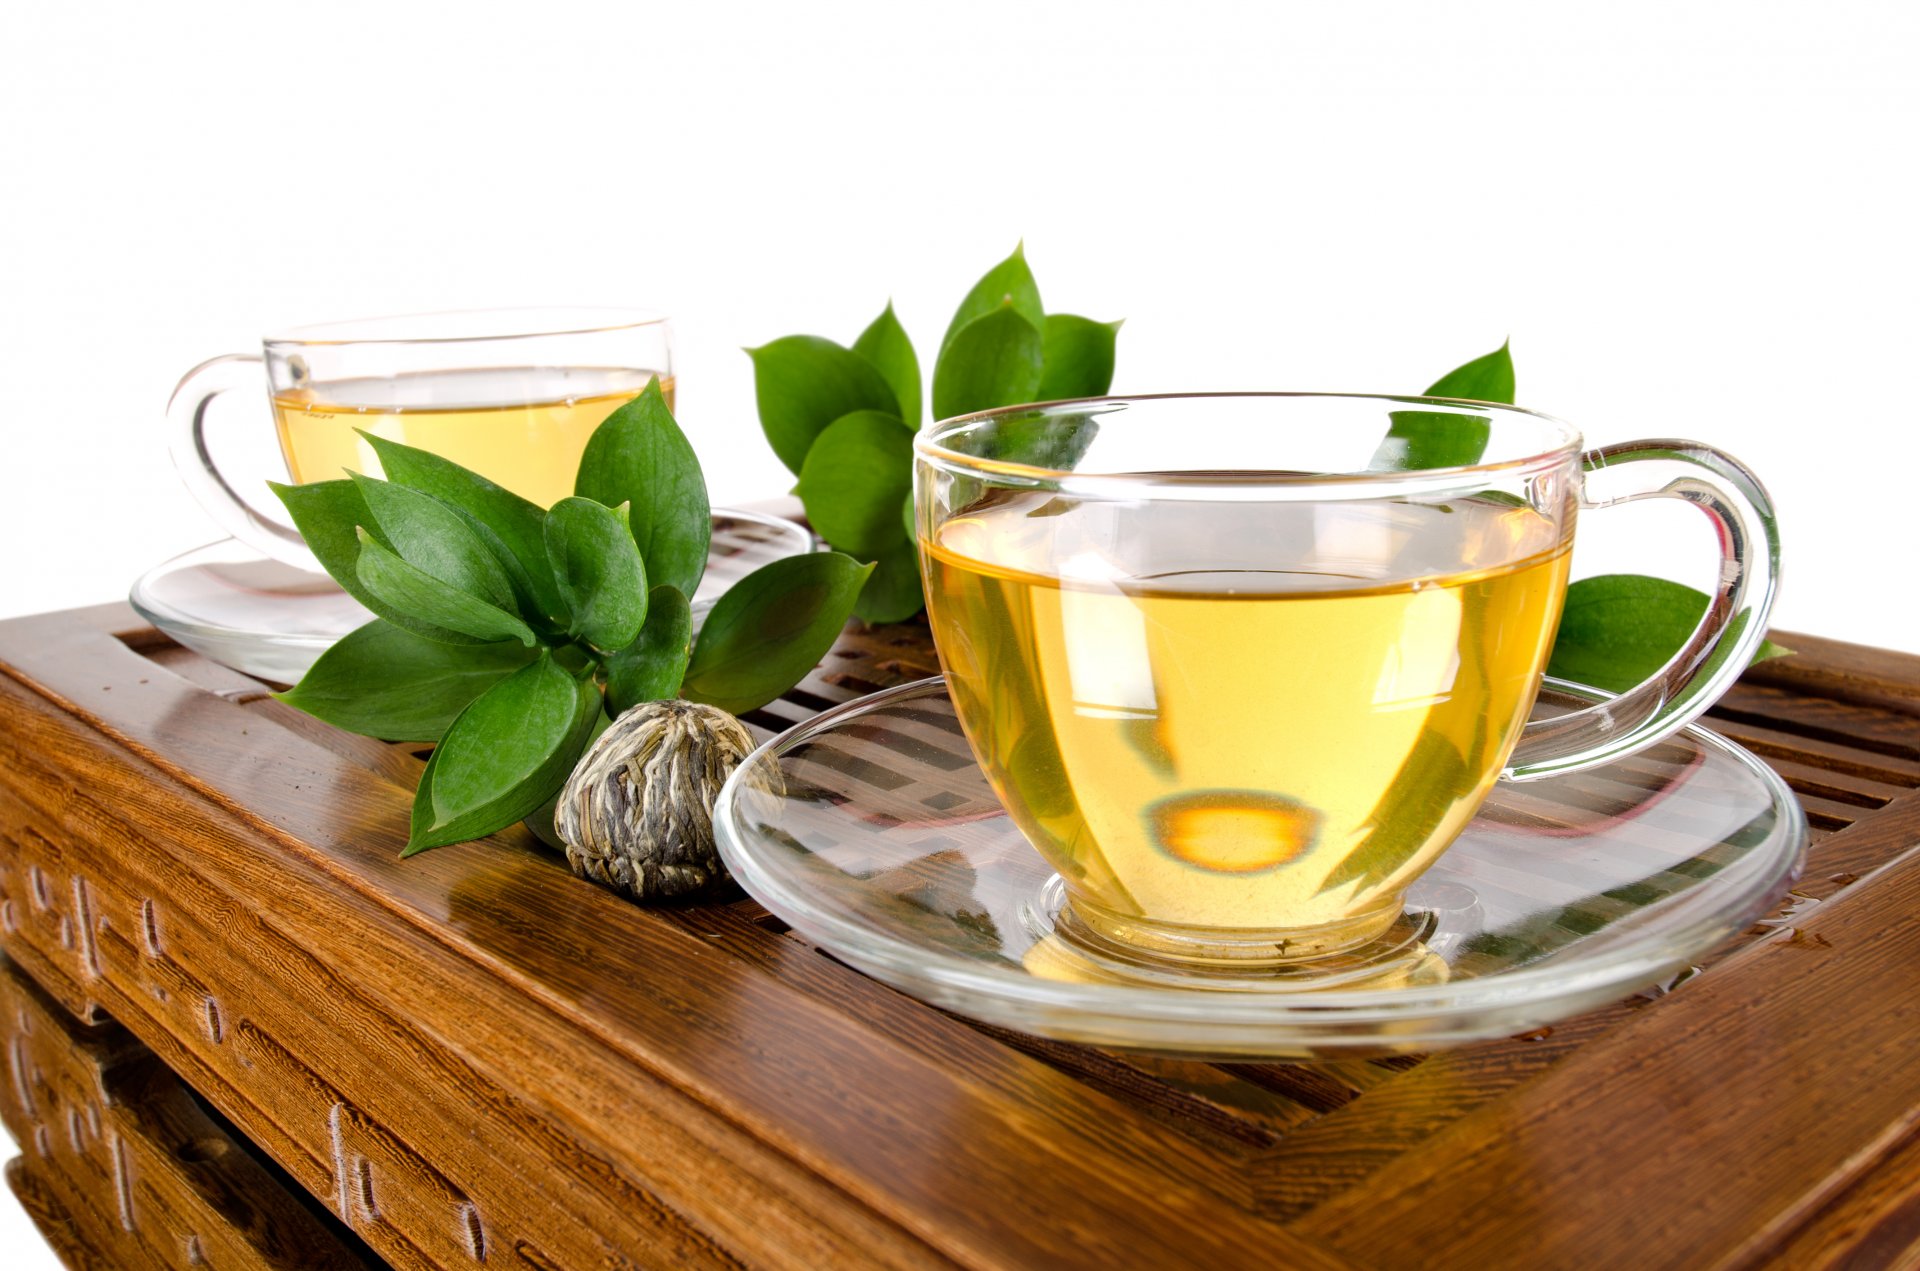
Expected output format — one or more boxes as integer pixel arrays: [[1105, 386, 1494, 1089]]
[[1024, 881, 1447, 993]]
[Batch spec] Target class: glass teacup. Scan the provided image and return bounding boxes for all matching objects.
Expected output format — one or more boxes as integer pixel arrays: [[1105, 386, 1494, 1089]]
[[166, 307, 673, 567], [914, 394, 1779, 970]]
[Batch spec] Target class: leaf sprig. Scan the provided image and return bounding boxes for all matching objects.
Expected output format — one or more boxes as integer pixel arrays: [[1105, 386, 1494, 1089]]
[[750, 244, 1120, 622], [270, 380, 872, 856]]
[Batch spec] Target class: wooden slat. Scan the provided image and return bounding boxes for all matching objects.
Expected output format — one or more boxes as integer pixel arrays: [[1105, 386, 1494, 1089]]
[[0, 953, 370, 1268], [0, 603, 1350, 1271], [1289, 807, 1920, 1269]]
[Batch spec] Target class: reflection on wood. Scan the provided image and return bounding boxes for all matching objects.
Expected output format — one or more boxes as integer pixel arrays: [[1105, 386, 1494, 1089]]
[[0, 601, 1915, 1267]]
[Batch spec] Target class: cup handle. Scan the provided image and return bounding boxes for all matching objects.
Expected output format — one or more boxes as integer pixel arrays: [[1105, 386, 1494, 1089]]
[[166, 354, 316, 567], [1504, 438, 1782, 781]]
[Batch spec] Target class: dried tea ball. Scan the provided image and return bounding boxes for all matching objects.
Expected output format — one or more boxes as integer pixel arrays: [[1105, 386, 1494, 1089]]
[[556, 699, 755, 902]]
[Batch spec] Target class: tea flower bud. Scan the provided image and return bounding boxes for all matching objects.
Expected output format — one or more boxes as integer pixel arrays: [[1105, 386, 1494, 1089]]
[[556, 699, 755, 901]]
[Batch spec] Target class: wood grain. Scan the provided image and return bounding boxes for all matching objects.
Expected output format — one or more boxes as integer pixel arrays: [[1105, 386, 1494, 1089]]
[[0, 953, 370, 1268], [0, 603, 1351, 1270], [4, 604, 1920, 1269]]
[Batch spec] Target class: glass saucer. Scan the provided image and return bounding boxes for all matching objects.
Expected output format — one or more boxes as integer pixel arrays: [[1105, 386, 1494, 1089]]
[[713, 678, 1807, 1059], [129, 508, 813, 684]]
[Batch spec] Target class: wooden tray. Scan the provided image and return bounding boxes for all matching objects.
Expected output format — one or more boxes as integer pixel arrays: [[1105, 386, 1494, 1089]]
[[2, 603, 1918, 1270]]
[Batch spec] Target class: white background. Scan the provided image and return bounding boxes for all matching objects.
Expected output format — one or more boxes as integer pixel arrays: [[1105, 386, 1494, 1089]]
[[1, 1, 1915, 1263]]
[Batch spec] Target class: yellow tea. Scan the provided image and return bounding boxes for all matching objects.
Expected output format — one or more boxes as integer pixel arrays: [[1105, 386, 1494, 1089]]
[[923, 493, 1571, 947], [273, 366, 672, 509]]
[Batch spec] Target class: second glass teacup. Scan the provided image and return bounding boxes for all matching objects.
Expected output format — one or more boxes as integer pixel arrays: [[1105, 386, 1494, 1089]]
[[914, 394, 1779, 971]]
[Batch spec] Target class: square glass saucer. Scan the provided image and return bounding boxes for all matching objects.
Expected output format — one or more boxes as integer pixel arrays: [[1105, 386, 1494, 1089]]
[[713, 677, 1807, 1059], [129, 508, 813, 683]]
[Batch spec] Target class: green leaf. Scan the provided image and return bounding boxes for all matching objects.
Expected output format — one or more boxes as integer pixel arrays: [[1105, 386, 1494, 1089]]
[[355, 529, 536, 646], [1372, 342, 1516, 472], [932, 304, 1045, 422], [359, 432, 562, 623], [683, 552, 874, 715], [1036, 314, 1121, 401], [853, 302, 922, 429], [404, 652, 601, 855], [605, 585, 693, 714], [1424, 339, 1516, 404], [270, 478, 388, 606], [574, 379, 711, 599], [940, 244, 1044, 359], [271, 480, 493, 645], [748, 336, 901, 475], [794, 411, 916, 557], [853, 538, 925, 624], [274, 619, 534, 741], [349, 473, 519, 613], [1320, 728, 1471, 894], [545, 497, 648, 651], [1547, 574, 1793, 694]]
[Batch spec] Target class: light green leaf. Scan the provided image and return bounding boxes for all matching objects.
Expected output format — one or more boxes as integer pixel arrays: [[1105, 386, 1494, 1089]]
[[940, 244, 1044, 358], [747, 336, 901, 474], [683, 552, 874, 715], [853, 538, 925, 624], [932, 304, 1045, 422], [1548, 574, 1793, 694], [355, 529, 536, 646], [405, 652, 601, 855], [795, 411, 916, 557], [545, 497, 648, 651], [1036, 314, 1121, 401], [274, 619, 535, 741], [605, 585, 693, 714], [359, 432, 562, 624], [349, 473, 519, 613], [853, 302, 922, 429], [574, 379, 711, 599]]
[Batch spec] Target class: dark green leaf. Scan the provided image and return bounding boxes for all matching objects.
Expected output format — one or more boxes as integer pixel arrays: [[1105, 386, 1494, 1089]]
[[1548, 574, 1793, 694], [1372, 342, 1516, 472], [1036, 314, 1121, 401], [270, 478, 388, 606], [932, 304, 1045, 422], [274, 619, 534, 742], [574, 379, 711, 599], [794, 411, 916, 557], [272, 480, 491, 645], [683, 552, 874, 714], [523, 707, 613, 850], [605, 585, 693, 714], [853, 538, 924, 623], [405, 652, 601, 855], [853, 302, 922, 429], [940, 244, 1044, 358], [747, 336, 901, 475], [350, 473, 519, 613], [544, 497, 648, 651], [359, 431, 562, 623], [355, 529, 536, 646]]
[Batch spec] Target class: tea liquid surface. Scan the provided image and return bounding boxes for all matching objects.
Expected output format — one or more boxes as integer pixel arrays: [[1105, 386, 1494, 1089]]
[[923, 493, 1572, 930], [274, 366, 671, 509]]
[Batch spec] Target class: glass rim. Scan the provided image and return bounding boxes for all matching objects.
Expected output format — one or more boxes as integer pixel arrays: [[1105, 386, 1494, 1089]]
[[915, 391, 1585, 493], [264, 306, 671, 348]]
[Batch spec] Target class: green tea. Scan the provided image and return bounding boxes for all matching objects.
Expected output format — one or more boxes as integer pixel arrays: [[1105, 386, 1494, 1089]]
[[923, 494, 1570, 941], [274, 366, 671, 509]]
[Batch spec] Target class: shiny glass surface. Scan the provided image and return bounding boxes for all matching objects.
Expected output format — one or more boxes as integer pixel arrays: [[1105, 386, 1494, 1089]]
[[714, 677, 1806, 1059]]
